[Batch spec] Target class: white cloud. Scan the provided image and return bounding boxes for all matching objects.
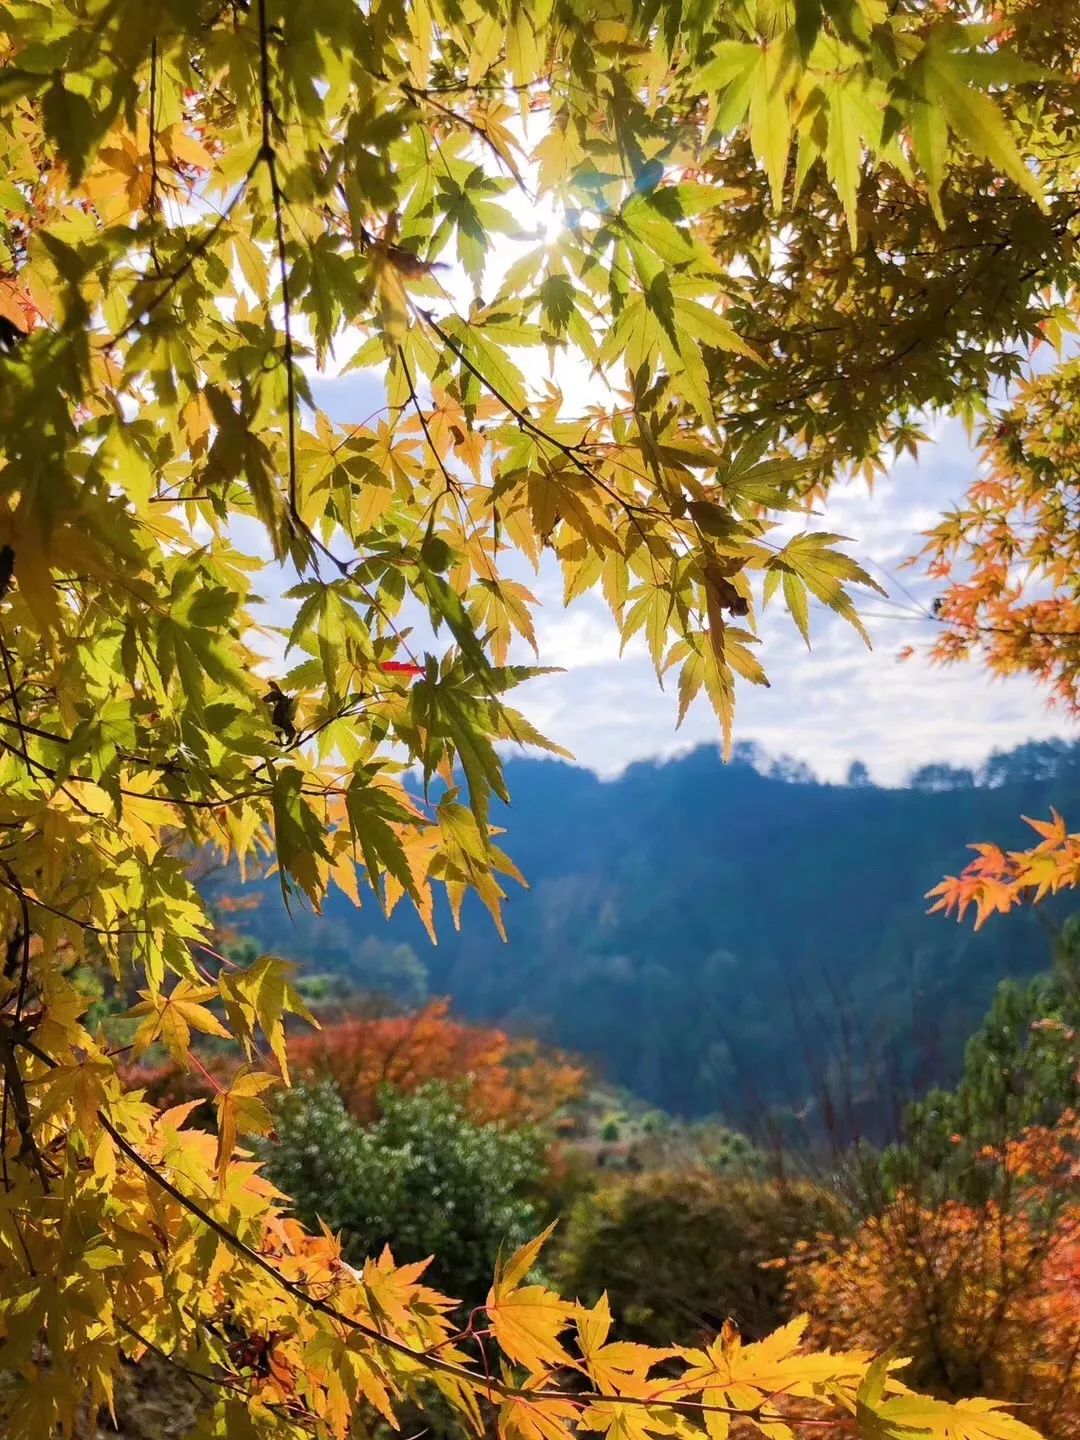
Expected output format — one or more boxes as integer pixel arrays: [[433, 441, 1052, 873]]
[[311, 372, 1074, 788], [502, 415, 1073, 783]]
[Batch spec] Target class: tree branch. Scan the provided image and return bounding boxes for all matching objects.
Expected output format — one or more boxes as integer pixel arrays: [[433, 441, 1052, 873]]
[[14, 1032, 826, 1430]]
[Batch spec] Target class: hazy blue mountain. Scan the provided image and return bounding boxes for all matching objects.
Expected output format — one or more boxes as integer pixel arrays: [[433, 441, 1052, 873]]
[[206, 737, 1080, 1127]]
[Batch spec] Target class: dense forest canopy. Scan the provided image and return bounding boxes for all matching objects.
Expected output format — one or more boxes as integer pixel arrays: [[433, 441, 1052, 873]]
[[2, 0, 1080, 1436]]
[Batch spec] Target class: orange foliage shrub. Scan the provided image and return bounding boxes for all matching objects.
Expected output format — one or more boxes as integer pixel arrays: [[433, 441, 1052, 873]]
[[287, 999, 586, 1126], [123, 1000, 586, 1131], [788, 1115, 1080, 1437]]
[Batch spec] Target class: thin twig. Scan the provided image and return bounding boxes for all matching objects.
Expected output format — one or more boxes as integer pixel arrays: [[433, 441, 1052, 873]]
[[117, 1316, 225, 1402], [253, 0, 355, 585], [0, 1061, 37, 1271], [416, 307, 656, 531], [0, 877, 145, 938], [400, 83, 533, 198], [111, 163, 259, 347], [396, 344, 461, 509], [0, 631, 30, 772], [0, 862, 33, 1023], [257, 0, 298, 524], [148, 38, 162, 276], [0, 1034, 48, 1192]]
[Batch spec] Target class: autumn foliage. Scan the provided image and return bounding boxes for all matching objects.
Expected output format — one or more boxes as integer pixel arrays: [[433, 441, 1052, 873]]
[[2, 0, 1080, 1434], [123, 998, 585, 1128], [922, 358, 1080, 715], [288, 999, 586, 1126], [930, 811, 1080, 928], [789, 1115, 1080, 1437]]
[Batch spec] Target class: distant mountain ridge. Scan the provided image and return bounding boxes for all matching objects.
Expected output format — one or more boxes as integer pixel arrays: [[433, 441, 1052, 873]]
[[206, 737, 1080, 1126]]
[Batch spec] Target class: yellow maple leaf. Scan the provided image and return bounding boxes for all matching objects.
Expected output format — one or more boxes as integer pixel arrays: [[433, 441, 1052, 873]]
[[578, 1394, 681, 1440], [577, 1296, 669, 1394], [38, 1042, 116, 1140], [679, 1317, 880, 1440], [862, 1392, 1045, 1440], [501, 1384, 581, 1440], [218, 953, 315, 1084], [214, 1069, 278, 1188], [487, 1224, 573, 1372], [1023, 808, 1068, 850], [118, 776, 179, 856], [359, 1246, 442, 1335], [129, 980, 230, 1066]]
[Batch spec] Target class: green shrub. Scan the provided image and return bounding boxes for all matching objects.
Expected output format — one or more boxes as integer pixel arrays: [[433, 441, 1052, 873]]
[[262, 1080, 546, 1306], [553, 1169, 847, 1344], [696, 1125, 766, 1176], [876, 917, 1080, 1208]]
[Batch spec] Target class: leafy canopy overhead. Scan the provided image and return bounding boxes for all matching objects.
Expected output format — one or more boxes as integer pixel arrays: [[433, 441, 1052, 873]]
[[0, 0, 1078, 1435]]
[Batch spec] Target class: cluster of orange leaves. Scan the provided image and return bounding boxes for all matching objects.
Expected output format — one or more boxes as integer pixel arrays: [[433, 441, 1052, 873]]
[[928, 811, 1080, 927], [788, 1115, 1080, 1439], [918, 358, 1080, 712]]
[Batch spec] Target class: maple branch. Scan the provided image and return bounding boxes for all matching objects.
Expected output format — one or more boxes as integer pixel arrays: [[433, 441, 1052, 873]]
[[0, 862, 33, 1023], [399, 83, 533, 199], [23, 1030, 794, 1419], [0, 733, 109, 825], [116, 1316, 226, 1404], [257, 0, 297, 522], [0, 876, 147, 938], [270, 688, 397, 758], [0, 852, 46, 1193], [0, 629, 31, 774], [110, 158, 259, 347], [4, 1002, 869, 1428], [254, 0, 351, 584], [117, 1315, 318, 1435], [412, 306, 688, 642], [0, 1069, 36, 1272], [84, 1094, 491, 1387], [942, 616, 1080, 642], [2, 924, 22, 982], [416, 308, 658, 528], [0, 723, 365, 820], [147, 38, 163, 278], [0, 711, 70, 746], [0, 1032, 49, 1192], [396, 343, 461, 510], [8, 1017, 857, 1431]]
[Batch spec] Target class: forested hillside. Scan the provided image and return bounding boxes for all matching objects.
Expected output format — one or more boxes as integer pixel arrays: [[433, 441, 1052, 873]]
[[209, 738, 1080, 1123]]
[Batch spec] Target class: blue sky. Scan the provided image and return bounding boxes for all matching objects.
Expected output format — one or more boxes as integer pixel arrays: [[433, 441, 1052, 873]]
[[308, 370, 1073, 786]]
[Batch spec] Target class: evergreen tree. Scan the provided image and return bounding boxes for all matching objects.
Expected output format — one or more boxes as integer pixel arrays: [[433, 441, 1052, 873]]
[[881, 918, 1080, 1201]]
